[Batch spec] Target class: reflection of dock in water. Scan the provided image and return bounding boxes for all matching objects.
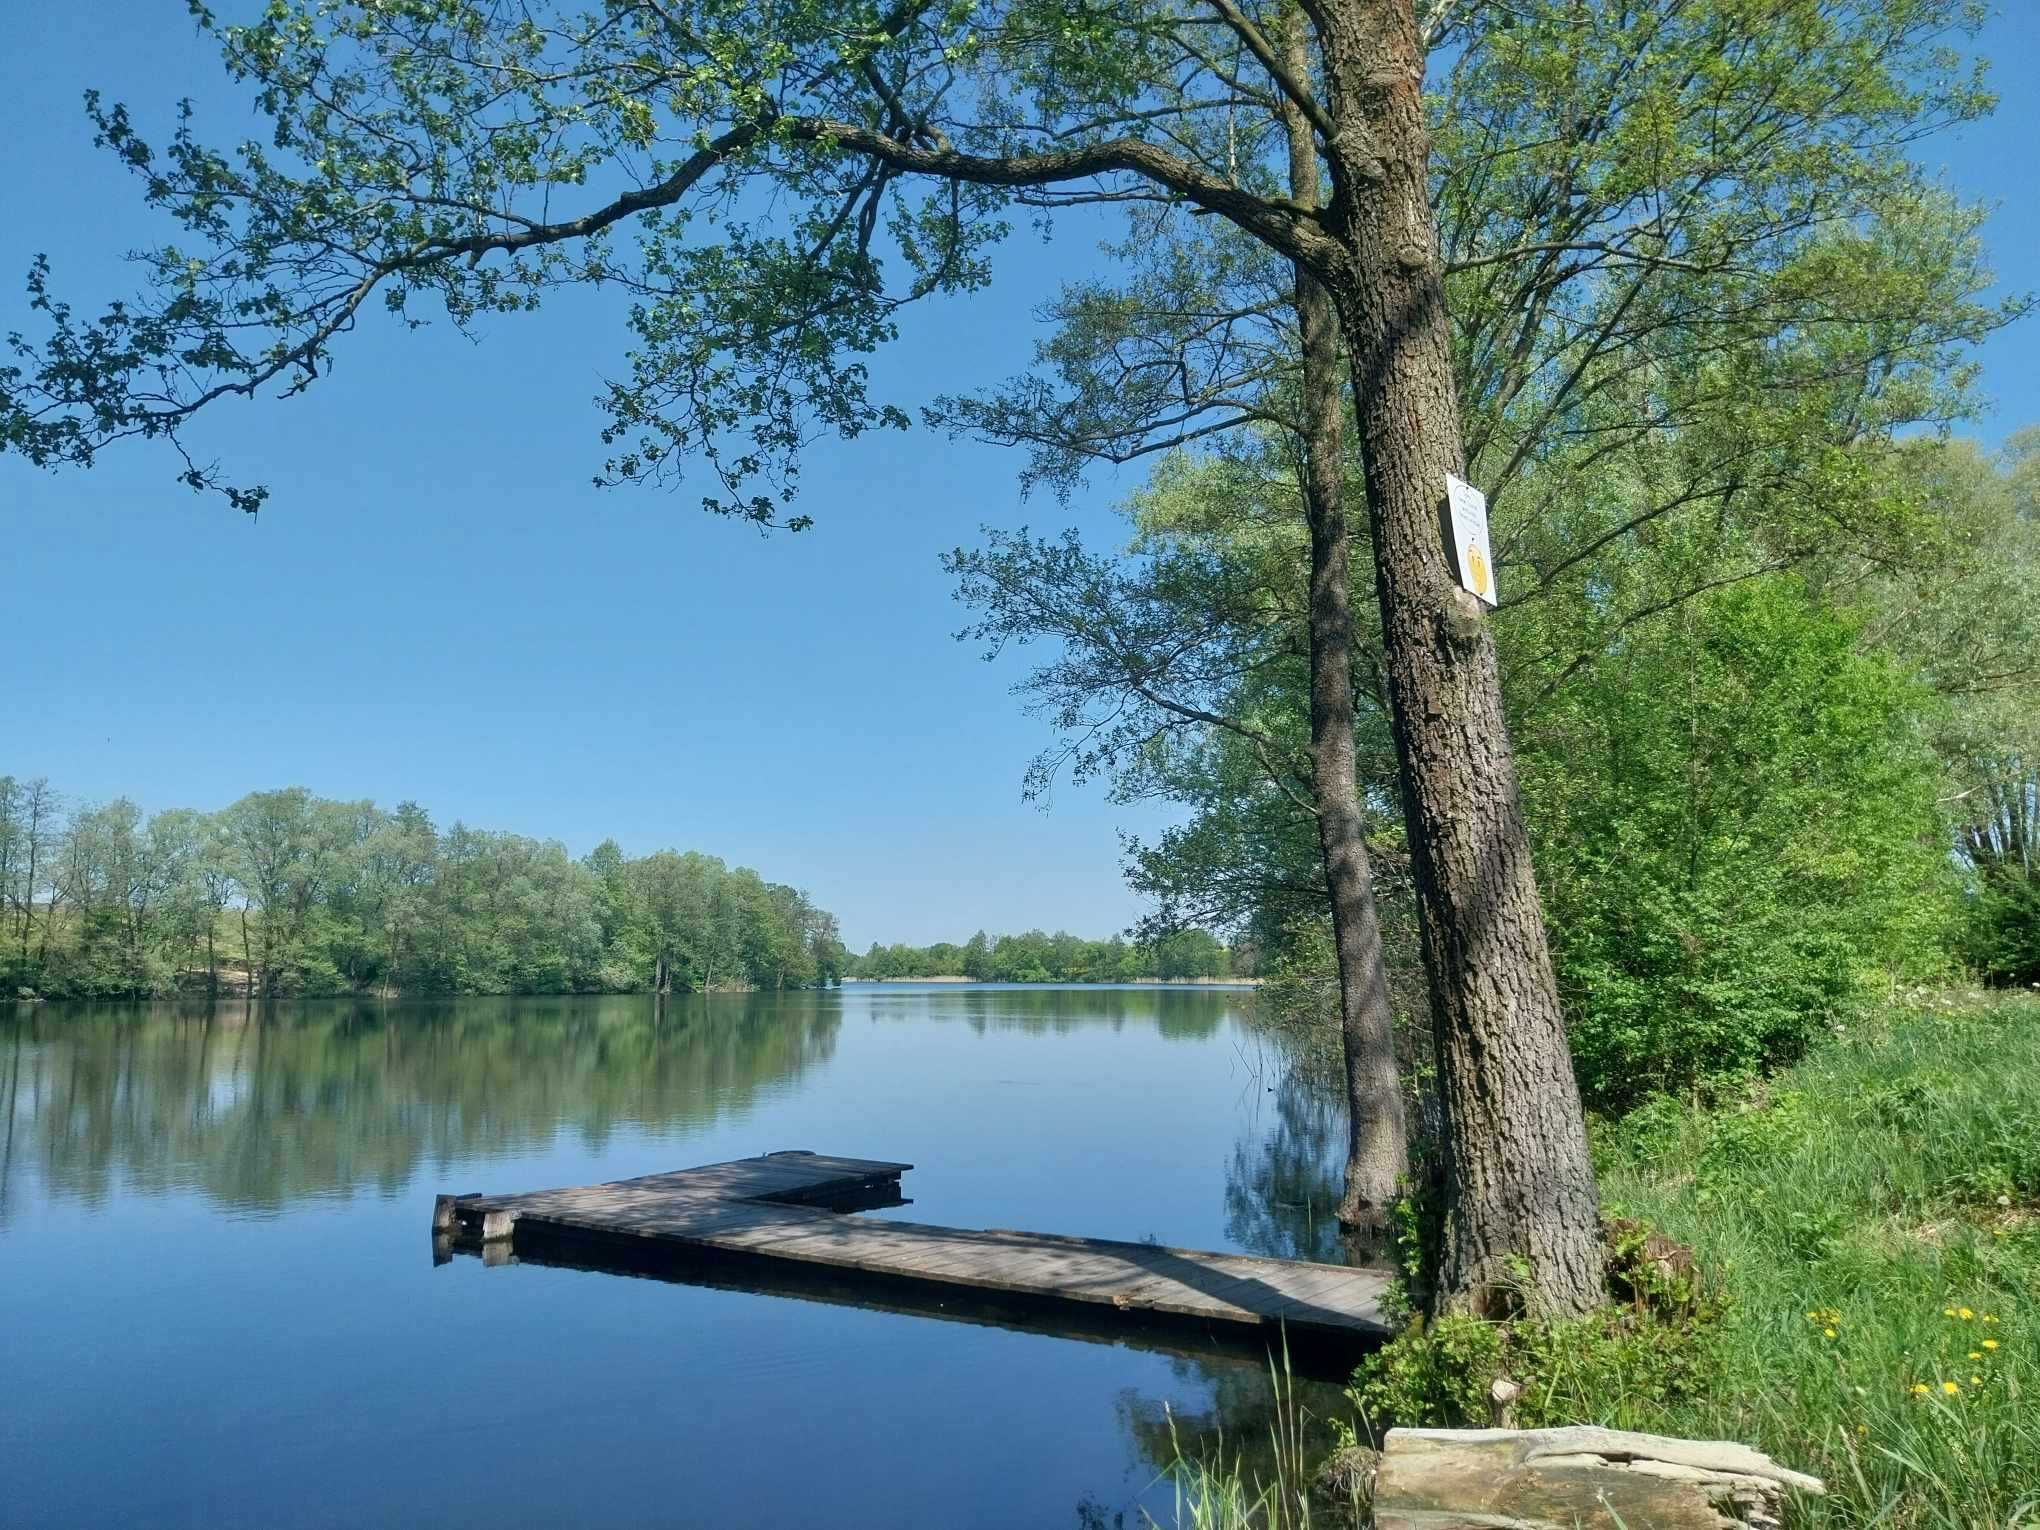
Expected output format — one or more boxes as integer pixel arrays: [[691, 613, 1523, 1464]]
[[433, 1151, 1392, 1367]]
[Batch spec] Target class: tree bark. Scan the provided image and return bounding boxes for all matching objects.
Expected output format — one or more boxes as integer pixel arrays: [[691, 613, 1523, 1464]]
[[17, 783, 47, 971], [1280, 14, 1408, 1243], [1318, 0, 1604, 1318]]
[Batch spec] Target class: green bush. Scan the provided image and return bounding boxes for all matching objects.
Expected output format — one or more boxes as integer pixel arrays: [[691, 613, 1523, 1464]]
[[1350, 1211, 1728, 1435], [1961, 876, 2040, 988], [1516, 579, 1956, 1107], [1351, 1305, 1727, 1436]]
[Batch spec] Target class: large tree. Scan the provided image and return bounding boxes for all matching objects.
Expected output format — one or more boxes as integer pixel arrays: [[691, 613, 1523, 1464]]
[[21, 0, 1996, 1311], [939, 0, 2009, 1292]]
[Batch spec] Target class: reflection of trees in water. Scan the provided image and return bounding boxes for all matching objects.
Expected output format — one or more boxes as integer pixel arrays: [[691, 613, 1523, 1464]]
[[1089, 1049, 1357, 1526], [0, 994, 839, 1216], [1114, 1348, 1353, 1516], [854, 985, 1240, 1038], [1225, 1047, 1348, 1266], [0, 1024, 22, 1223]]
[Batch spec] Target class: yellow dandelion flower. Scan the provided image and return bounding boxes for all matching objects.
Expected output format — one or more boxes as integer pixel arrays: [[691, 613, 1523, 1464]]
[[1972, 1375, 1983, 1385], [1943, 1307, 1958, 1317], [1983, 1314, 1999, 1323], [1959, 1308, 1975, 1321], [1856, 1424, 1868, 1436], [1824, 1327, 1837, 1338], [1970, 1351, 1983, 1359], [1943, 1380, 1961, 1394], [1911, 1383, 1930, 1396], [1983, 1339, 2000, 1350]]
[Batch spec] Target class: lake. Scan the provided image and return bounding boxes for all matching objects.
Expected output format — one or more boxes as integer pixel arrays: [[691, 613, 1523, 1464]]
[[0, 986, 1360, 1529]]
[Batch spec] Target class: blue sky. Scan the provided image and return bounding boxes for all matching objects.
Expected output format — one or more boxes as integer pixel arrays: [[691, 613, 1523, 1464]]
[[4, 4, 2036, 949]]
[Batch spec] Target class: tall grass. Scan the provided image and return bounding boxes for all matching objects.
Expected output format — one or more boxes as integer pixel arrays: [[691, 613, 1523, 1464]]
[[1166, 992, 2040, 1528], [1155, 1344, 1367, 1530], [1585, 990, 2040, 1527]]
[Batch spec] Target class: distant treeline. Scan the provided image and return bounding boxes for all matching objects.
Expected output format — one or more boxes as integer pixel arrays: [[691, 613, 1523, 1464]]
[[0, 777, 848, 999], [848, 927, 1237, 983]]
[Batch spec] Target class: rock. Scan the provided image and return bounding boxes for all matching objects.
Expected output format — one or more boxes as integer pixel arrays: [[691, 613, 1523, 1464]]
[[1371, 1425, 1823, 1529], [1487, 1377, 1523, 1428]]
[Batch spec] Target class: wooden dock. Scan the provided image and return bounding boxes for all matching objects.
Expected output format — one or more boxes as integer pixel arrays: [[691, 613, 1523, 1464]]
[[433, 1151, 1392, 1355]]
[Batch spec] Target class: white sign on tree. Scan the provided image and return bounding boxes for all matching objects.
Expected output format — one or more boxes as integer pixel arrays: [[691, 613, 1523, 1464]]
[[1445, 473, 1497, 607]]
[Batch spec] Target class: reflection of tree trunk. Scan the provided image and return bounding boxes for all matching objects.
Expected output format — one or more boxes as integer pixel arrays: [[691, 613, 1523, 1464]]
[[0, 1027, 21, 1219], [229, 1001, 253, 1082], [1280, 11, 1406, 1248], [193, 1008, 215, 1131]]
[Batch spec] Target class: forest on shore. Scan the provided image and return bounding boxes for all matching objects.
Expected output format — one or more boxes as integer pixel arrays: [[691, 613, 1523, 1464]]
[[0, 781, 850, 998], [846, 926, 1234, 983]]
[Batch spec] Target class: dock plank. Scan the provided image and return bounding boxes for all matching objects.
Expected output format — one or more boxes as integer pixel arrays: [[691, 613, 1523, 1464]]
[[438, 1152, 1389, 1343]]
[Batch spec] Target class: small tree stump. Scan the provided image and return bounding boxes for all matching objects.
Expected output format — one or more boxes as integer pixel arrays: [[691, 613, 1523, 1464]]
[[1371, 1426, 1823, 1530], [1311, 1443, 1379, 1525]]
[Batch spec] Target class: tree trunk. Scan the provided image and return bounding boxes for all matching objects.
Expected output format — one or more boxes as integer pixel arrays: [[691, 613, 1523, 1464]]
[[1281, 15, 1407, 1244], [18, 802, 39, 970], [1319, 0, 1604, 1318], [654, 949, 671, 995]]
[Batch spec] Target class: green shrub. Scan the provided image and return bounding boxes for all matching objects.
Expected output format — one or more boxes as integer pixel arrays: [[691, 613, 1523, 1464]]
[[1350, 1303, 1727, 1435], [1961, 876, 2040, 988], [1515, 579, 1956, 1108], [1351, 1209, 1728, 1434]]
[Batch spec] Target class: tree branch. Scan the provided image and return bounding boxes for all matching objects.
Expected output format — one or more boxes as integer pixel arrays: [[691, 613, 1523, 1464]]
[[1202, 0, 1339, 147], [790, 118, 1337, 271]]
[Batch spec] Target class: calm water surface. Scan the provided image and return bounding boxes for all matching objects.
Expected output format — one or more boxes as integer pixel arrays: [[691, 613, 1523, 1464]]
[[1, 986, 1355, 1529]]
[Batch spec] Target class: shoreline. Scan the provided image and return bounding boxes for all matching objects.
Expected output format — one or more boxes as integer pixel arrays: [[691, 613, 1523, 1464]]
[[838, 975, 1261, 986]]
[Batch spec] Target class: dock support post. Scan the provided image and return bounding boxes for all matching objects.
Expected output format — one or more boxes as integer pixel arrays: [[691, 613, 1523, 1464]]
[[480, 1209, 517, 1242]]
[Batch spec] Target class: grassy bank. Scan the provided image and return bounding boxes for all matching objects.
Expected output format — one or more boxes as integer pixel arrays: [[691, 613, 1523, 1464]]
[[1167, 991, 2040, 1528], [1584, 989, 2039, 1526]]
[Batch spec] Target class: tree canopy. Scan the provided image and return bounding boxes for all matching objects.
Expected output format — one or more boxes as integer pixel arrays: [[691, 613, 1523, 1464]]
[[848, 925, 1235, 981], [0, 775, 847, 998]]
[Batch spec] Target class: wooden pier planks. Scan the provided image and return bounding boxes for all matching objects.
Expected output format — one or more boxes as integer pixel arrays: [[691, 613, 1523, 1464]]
[[435, 1151, 1391, 1344]]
